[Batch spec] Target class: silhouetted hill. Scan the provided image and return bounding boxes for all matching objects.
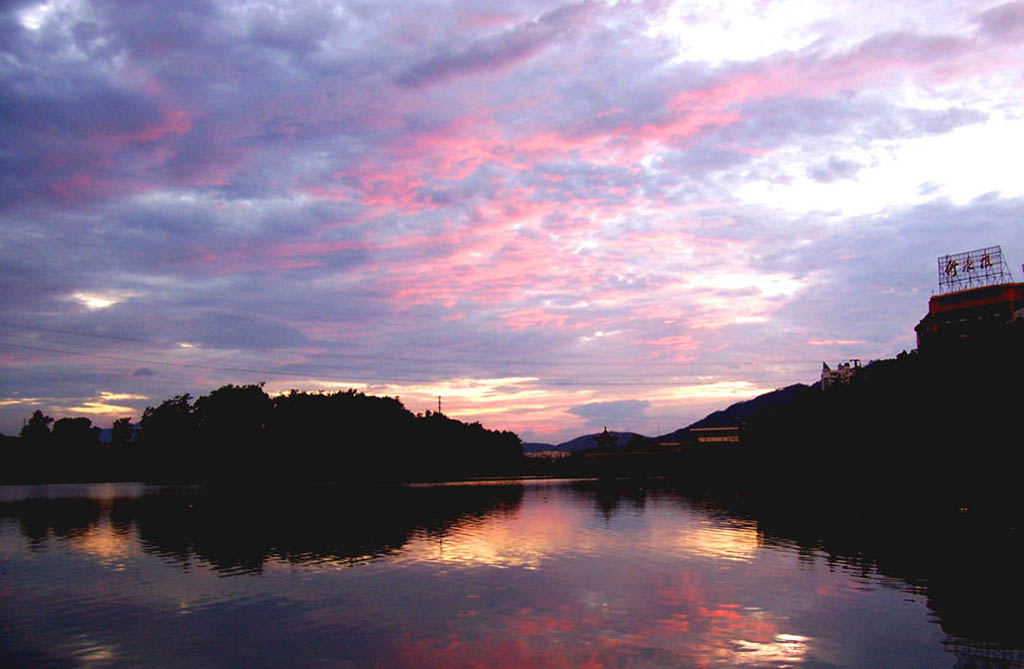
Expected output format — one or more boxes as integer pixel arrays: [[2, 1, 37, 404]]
[[523, 431, 648, 454], [654, 384, 809, 443], [526, 386, 810, 456], [682, 343, 1024, 518]]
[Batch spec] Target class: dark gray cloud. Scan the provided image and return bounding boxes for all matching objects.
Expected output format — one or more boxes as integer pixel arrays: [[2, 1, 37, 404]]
[[846, 30, 971, 64], [570, 400, 651, 429], [0, 82, 163, 137], [807, 156, 863, 183], [179, 312, 311, 350], [395, 2, 588, 87], [975, 1, 1024, 41]]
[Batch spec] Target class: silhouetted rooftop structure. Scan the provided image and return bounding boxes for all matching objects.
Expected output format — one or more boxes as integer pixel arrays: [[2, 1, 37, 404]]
[[915, 282, 1024, 353], [915, 245, 1023, 354]]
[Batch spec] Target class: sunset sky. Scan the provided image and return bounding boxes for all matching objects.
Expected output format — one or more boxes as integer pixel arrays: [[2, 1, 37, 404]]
[[2, 0, 1023, 443]]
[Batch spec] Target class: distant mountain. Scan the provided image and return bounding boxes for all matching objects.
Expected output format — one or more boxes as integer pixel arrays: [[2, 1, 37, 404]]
[[523, 431, 648, 454], [654, 384, 809, 443], [524, 384, 809, 455]]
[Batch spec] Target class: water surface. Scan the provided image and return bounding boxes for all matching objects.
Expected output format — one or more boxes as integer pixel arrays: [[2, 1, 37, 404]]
[[1, 480, 1021, 666]]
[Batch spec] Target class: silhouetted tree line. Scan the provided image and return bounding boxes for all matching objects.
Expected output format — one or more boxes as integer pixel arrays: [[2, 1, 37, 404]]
[[3, 411, 134, 483], [2, 384, 523, 483]]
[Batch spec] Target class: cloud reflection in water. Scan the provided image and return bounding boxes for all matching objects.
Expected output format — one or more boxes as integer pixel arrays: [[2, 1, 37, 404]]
[[0, 481, 974, 666]]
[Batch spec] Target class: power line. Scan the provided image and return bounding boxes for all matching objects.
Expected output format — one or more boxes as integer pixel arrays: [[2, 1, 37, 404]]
[[0, 319, 827, 392], [0, 325, 679, 376], [0, 340, 465, 384], [0, 319, 816, 371], [0, 326, 820, 373], [0, 338, 799, 389], [0, 320, 157, 345]]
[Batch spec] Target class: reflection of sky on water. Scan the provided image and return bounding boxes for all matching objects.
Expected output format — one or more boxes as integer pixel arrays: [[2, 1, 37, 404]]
[[673, 520, 760, 562], [63, 521, 141, 565], [0, 481, 156, 503], [0, 481, 962, 666], [400, 488, 585, 570], [400, 481, 761, 570]]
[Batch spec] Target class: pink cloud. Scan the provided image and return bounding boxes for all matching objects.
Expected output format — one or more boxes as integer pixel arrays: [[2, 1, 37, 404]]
[[637, 335, 700, 361], [497, 309, 571, 331], [459, 10, 521, 29], [102, 107, 192, 145], [47, 171, 98, 203]]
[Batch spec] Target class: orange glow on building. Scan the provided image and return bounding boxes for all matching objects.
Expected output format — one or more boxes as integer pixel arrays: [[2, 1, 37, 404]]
[[914, 282, 1024, 352]]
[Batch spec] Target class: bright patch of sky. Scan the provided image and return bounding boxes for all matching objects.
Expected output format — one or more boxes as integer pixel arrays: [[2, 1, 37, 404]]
[[650, 0, 998, 65], [17, 1, 56, 30], [70, 293, 118, 310], [736, 113, 1024, 215], [649, 0, 829, 65]]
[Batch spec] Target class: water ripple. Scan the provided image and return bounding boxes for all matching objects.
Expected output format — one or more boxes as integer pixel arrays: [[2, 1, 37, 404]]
[[2, 480, 1020, 666]]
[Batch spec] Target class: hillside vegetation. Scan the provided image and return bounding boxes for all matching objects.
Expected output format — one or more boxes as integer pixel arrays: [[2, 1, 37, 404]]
[[3, 385, 523, 484]]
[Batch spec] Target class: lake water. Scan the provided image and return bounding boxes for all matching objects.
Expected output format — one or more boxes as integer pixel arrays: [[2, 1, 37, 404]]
[[1, 479, 1022, 667]]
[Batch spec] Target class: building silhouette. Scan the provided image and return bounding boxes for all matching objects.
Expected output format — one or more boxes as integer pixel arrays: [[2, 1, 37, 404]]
[[914, 246, 1023, 353], [821, 360, 860, 389]]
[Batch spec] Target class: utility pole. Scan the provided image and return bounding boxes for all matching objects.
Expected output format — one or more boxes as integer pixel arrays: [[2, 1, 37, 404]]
[[438, 396, 442, 415]]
